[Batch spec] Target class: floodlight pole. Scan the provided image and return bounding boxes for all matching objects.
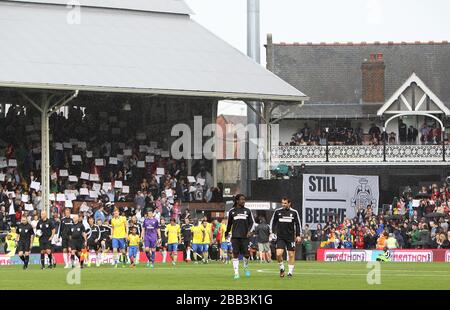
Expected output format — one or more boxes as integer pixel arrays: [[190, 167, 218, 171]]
[[244, 0, 261, 196]]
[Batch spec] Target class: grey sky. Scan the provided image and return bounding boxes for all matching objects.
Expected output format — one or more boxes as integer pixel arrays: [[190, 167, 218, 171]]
[[186, 0, 450, 56], [185, 0, 450, 115]]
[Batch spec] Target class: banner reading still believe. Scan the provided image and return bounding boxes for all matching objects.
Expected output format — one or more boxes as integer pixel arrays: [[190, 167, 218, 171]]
[[302, 174, 379, 229]]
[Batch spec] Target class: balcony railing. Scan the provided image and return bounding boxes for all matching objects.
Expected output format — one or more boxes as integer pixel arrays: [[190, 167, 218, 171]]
[[271, 144, 450, 165]]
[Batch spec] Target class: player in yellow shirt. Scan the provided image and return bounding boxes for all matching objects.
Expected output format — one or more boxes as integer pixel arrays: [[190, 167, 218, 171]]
[[165, 218, 181, 265], [220, 218, 232, 264], [111, 208, 128, 268], [128, 227, 140, 268], [191, 220, 205, 263], [202, 220, 213, 263]]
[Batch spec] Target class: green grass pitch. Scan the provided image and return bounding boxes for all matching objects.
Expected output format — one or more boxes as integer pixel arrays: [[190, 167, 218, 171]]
[[1, 261, 450, 290]]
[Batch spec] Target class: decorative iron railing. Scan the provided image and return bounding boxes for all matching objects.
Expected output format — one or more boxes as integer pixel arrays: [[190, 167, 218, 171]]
[[271, 144, 450, 165]]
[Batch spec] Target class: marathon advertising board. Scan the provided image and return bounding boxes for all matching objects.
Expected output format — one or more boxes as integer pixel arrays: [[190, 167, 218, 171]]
[[321, 250, 370, 262], [302, 174, 379, 229], [0, 252, 183, 266], [391, 250, 433, 262], [317, 249, 440, 262]]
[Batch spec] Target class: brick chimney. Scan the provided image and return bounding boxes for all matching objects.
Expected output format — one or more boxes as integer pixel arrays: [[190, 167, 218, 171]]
[[361, 53, 385, 103]]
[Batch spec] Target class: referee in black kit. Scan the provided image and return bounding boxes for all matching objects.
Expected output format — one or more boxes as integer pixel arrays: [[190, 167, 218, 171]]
[[225, 194, 255, 280], [36, 210, 56, 270], [270, 197, 302, 278]]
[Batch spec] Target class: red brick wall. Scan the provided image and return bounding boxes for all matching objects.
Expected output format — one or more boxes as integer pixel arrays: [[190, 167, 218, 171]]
[[361, 53, 385, 103]]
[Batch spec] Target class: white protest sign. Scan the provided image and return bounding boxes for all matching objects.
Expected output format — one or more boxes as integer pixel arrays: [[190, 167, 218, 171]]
[[66, 193, 77, 201], [122, 186, 130, 194], [139, 145, 148, 152], [161, 151, 170, 158], [68, 175, 78, 182], [80, 172, 90, 180], [95, 159, 104, 166], [21, 195, 29, 203], [92, 183, 101, 192], [56, 194, 66, 202], [114, 181, 123, 189], [25, 203, 34, 211], [6, 192, 15, 198], [156, 168, 164, 175], [165, 189, 173, 197], [30, 181, 41, 191], [302, 174, 379, 229], [89, 174, 100, 182], [72, 155, 82, 162], [54, 143, 63, 151], [109, 157, 118, 165], [145, 156, 154, 163], [8, 159, 17, 167], [59, 169, 68, 177], [80, 188, 89, 196], [137, 161, 145, 168]]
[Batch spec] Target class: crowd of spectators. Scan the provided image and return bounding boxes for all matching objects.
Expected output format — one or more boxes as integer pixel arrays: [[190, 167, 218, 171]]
[[282, 120, 444, 146], [312, 182, 450, 249], [0, 102, 223, 234]]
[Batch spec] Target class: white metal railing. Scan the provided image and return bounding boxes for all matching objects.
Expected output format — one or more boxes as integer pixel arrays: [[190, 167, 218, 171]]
[[271, 144, 450, 165]]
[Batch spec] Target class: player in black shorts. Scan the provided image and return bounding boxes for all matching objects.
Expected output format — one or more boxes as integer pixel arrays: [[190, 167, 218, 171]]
[[270, 197, 302, 278], [16, 216, 34, 270], [159, 218, 168, 263], [36, 211, 56, 269], [69, 214, 87, 268], [86, 217, 101, 267], [100, 220, 112, 259], [181, 218, 193, 262], [60, 208, 74, 269], [225, 194, 255, 279]]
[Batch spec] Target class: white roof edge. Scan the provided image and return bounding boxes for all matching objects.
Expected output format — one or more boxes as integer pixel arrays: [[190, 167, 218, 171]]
[[0, 82, 309, 103], [377, 72, 450, 116], [4, 0, 193, 15]]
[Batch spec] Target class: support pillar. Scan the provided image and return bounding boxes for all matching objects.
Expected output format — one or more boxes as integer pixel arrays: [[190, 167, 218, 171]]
[[41, 94, 50, 215], [212, 100, 218, 187]]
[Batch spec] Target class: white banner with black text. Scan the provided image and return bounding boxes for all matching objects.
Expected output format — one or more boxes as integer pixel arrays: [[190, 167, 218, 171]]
[[302, 174, 379, 229]]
